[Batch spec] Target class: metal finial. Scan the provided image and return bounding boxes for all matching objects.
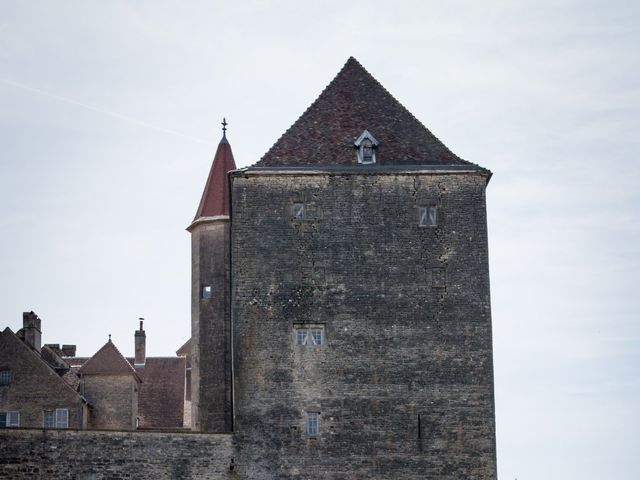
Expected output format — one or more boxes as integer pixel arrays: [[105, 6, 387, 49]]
[[108, 334, 112, 342], [222, 117, 228, 136]]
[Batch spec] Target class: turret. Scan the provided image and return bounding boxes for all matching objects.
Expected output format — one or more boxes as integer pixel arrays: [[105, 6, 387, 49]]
[[187, 119, 236, 432]]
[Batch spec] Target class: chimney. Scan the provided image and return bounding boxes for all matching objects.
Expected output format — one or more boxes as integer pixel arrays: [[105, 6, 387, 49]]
[[61, 345, 76, 357], [23, 311, 42, 353], [134, 319, 146, 366]]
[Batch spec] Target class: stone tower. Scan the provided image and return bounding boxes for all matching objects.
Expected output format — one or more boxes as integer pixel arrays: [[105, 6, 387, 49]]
[[187, 123, 235, 432], [229, 58, 497, 478]]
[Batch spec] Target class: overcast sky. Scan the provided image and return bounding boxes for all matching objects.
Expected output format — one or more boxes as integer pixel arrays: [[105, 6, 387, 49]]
[[1, 1, 638, 478]]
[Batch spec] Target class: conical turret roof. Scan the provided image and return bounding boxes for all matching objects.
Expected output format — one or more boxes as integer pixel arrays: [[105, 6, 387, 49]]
[[257, 57, 477, 168], [193, 130, 237, 220]]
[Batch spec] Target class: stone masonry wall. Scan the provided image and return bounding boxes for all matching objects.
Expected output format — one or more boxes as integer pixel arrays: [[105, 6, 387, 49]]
[[190, 220, 233, 432], [230, 170, 497, 479], [0, 429, 234, 479], [82, 374, 138, 430]]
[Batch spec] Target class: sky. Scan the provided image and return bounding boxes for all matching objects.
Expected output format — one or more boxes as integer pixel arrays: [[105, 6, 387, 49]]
[[0, 1, 638, 478]]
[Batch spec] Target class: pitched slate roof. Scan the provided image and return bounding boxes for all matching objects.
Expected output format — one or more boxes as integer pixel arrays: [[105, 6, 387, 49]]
[[78, 339, 140, 381], [176, 338, 191, 357], [256, 57, 478, 168], [192, 132, 237, 221], [131, 357, 186, 429]]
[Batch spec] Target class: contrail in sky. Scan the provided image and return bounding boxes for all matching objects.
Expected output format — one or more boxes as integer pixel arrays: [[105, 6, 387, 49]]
[[0, 78, 213, 146]]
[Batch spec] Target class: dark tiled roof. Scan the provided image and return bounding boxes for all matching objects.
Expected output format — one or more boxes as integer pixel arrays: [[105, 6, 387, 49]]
[[192, 134, 237, 221], [78, 340, 140, 381], [40, 345, 70, 373], [176, 338, 191, 357], [133, 357, 186, 428], [257, 57, 477, 168]]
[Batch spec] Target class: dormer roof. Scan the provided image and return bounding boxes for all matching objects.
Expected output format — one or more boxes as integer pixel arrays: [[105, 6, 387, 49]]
[[192, 130, 237, 222], [256, 57, 480, 168]]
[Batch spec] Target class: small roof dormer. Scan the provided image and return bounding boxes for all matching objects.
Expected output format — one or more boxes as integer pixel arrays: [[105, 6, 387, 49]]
[[354, 130, 378, 165]]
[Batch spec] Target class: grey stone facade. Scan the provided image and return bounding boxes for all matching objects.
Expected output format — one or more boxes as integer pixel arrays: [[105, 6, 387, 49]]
[[189, 219, 233, 433], [229, 168, 496, 479], [0, 429, 234, 479]]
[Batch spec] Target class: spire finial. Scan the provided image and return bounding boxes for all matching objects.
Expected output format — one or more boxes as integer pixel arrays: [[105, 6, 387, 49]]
[[108, 334, 112, 342], [222, 117, 228, 137]]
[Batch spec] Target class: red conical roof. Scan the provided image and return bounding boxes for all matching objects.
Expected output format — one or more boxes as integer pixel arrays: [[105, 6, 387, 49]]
[[193, 133, 237, 220]]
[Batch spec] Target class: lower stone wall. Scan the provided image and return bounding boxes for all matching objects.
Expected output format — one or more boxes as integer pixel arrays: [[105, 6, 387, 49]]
[[0, 429, 235, 480]]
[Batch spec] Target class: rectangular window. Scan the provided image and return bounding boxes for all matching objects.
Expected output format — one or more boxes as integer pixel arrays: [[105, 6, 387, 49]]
[[202, 285, 212, 299], [44, 409, 69, 429], [306, 412, 320, 436], [295, 326, 324, 346], [292, 203, 305, 220], [0, 370, 11, 386], [43, 410, 55, 428], [2, 411, 20, 427], [418, 206, 438, 227], [56, 408, 69, 428]]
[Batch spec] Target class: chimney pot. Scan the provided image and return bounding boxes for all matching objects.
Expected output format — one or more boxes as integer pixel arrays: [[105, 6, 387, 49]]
[[22, 311, 42, 352], [134, 319, 146, 366]]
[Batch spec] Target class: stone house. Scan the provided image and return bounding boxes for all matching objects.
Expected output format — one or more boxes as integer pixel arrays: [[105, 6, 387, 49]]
[[1, 313, 186, 432], [0, 313, 88, 429]]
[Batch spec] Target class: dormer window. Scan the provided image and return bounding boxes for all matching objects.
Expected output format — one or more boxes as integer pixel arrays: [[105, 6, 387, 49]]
[[354, 130, 379, 165]]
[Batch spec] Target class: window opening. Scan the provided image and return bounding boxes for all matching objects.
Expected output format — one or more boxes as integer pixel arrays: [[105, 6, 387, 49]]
[[292, 203, 305, 220], [354, 130, 379, 164], [0, 370, 11, 386], [295, 327, 324, 346], [202, 285, 212, 299], [307, 412, 320, 436], [419, 206, 438, 227], [1, 411, 20, 427]]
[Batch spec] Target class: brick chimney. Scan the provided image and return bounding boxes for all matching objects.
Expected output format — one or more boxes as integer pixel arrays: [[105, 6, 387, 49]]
[[134, 319, 146, 366], [61, 345, 76, 357], [23, 311, 42, 353]]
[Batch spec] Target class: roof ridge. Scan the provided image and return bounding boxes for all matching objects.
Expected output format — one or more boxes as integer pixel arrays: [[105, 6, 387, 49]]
[[255, 57, 479, 168], [78, 339, 140, 380], [346, 58, 470, 166], [257, 58, 354, 166]]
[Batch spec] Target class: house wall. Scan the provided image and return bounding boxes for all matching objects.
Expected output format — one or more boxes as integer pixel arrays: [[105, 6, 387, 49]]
[[82, 374, 137, 430], [0, 429, 234, 479], [0, 330, 87, 429], [230, 171, 497, 479]]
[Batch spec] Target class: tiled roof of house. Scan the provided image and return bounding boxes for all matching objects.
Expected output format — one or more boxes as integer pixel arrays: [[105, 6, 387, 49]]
[[78, 340, 140, 381], [256, 57, 480, 168], [130, 357, 186, 429], [192, 132, 237, 221], [176, 338, 191, 357]]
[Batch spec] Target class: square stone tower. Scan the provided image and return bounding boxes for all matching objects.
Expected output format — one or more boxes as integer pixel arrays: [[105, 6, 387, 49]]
[[228, 58, 497, 478]]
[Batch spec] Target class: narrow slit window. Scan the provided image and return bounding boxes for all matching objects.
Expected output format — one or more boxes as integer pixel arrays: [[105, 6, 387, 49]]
[[307, 412, 320, 436], [202, 285, 212, 299]]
